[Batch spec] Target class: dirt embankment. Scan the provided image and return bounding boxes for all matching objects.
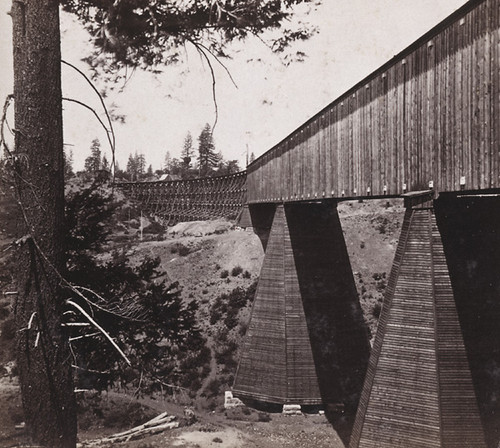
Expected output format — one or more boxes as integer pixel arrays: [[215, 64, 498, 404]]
[[0, 200, 404, 447]]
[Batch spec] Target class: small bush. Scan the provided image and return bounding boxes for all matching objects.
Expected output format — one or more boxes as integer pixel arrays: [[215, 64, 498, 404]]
[[231, 266, 243, 277], [224, 310, 239, 330], [142, 221, 165, 235], [204, 378, 221, 398], [258, 412, 271, 422], [210, 308, 223, 325], [238, 322, 248, 337], [170, 243, 191, 256], [242, 270, 251, 279], [373, 217, 389, 235], [215, 341, 238, 368], [220, 270, 229, 279], [372, 302, 382, 318]]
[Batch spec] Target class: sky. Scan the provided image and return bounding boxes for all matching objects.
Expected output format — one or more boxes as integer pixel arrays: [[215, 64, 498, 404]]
[[0, 0, 468, 172]]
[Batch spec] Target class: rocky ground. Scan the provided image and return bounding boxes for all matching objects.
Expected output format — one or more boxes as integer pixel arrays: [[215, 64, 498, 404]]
[[0, 194, 405, 447]]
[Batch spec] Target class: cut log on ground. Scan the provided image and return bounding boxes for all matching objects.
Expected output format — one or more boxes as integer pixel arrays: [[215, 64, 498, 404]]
[[77, 413, 179, 446]]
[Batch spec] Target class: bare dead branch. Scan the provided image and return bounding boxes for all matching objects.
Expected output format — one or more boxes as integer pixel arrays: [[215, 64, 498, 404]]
[[0, 94, 14, 158], [62, 97, 114, 160], [69, 332, 100, 342], [61, 60, 116, 177], [186, 39, 219, 131], [66, 299, 131, 366], [191, 39, 238, 89]]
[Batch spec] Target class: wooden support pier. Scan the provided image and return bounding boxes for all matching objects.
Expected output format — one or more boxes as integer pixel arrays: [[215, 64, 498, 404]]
[[233, 202, 370, 407], [349, 193, 486, 447]]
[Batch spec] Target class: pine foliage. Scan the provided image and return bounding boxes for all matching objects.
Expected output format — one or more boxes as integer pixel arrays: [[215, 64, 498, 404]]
[[64, 183, 208, 394], [61, 0, 317, 72]]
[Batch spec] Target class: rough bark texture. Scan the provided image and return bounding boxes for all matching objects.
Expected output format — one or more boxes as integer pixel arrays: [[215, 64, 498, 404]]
[[11, 0, 77, 446]]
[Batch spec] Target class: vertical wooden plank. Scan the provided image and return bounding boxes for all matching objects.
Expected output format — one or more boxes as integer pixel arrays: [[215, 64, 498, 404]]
[[397, 60, 406, 194], [481, 2, 491, 189], [426, 39, 436, 189], [373, 78, 380, 195], [472, 6, 481, 190], [491, 0, 500, 187], [300, 128, 306, 199], [455, 18, 464, 192], [387, 68, 397, 195], [331, 107, 339, 196], [312, 119, 319, 198], [291, 135, 297, 200], [365, 84, 374, 196], [324, 107, 333, 197], [318, 110, 330, 197], [349, 94, 361, 196], [446, 26, 455, 192], [466, 11, 474, 190]]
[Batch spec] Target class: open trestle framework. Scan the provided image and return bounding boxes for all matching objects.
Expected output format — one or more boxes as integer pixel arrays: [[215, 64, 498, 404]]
[[116, 171, 247, 225]]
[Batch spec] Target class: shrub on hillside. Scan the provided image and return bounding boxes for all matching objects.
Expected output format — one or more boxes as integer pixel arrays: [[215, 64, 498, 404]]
[[372, 302, 382, 318], [203, 378, 221, 398], [224, 309, 239, 330], [142, 221, 165, 235], [220, 270, 229, 279], [214, 341, 238, 370], [231, 265, 243, 276], [210, 281, 258, 329], [372, 272, 387, 292], [170, 242, 191, 256]]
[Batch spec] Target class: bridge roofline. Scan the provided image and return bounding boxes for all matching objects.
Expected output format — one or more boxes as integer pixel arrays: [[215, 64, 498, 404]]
[[114, 170, 247, 187], [247, 0, 485, 173]]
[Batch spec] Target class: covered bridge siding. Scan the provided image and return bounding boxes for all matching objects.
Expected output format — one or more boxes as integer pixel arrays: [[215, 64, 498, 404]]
[[247, 0, 500, 204], [235, 2, 498, 445]]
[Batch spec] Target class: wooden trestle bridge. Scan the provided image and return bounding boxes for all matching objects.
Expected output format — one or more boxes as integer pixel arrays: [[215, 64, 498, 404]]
[[116, 171, 246, 225], [118, 0, 500, 446]]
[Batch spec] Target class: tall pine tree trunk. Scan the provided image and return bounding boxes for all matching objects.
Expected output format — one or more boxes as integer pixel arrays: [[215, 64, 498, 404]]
[[11, 1, 77, 446]]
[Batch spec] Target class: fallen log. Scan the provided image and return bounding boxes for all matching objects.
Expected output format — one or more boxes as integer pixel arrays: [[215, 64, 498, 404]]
[[78, 412, 179, 446]]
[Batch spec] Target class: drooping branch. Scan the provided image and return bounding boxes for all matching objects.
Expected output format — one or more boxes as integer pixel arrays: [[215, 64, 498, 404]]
[[0, 95, 14, 158], [62, 97, 115, 159], [184, 37, 219, 131], [62, 60, 117, 177], [66, 299, 132, 366]]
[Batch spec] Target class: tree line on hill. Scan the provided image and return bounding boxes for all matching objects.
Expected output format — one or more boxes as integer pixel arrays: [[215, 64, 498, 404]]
[[71, 123, 244, 182]]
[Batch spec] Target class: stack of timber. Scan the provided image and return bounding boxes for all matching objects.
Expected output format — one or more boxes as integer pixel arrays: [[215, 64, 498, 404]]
[[78, 412, 178, 446]]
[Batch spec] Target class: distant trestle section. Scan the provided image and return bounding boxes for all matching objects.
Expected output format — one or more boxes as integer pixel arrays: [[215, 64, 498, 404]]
[[247, 0, 500, 203], [116, 172, 247, 225]]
